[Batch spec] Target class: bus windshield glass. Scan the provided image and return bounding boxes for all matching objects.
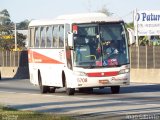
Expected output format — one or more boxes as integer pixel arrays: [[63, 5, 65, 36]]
[[73, 22, 129, 68]]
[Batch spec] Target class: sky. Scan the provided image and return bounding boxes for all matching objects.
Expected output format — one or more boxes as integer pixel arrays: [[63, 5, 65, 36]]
[[1, 0, 160, 23]]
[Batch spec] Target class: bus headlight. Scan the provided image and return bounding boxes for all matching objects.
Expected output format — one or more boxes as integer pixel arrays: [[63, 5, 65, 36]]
[[119, 68, 130, 74], [73, 71, 87, 76]]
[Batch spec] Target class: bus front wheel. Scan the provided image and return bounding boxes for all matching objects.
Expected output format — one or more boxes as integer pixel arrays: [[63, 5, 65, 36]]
[[111, 86, 120, 94], [66, 88, 75, 95]]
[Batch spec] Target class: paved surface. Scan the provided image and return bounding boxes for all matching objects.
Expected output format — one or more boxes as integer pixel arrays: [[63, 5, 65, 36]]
[[0, 78, 160, 120]]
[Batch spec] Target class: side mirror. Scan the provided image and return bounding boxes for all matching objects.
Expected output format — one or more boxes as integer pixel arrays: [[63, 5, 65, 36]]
[[68, 32, 73, 47], [127, 28, 135, 45]]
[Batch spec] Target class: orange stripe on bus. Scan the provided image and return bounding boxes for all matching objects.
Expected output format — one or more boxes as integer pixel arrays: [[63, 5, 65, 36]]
[[28, 50, 63, 64]]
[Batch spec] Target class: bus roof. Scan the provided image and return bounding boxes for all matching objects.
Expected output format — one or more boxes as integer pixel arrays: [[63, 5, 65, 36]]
[[29, 13, 123, 27]]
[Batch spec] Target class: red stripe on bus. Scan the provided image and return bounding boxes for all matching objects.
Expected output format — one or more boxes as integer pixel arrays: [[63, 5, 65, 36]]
[[87, 71, 118, 77], [28, 50, 63, 64]]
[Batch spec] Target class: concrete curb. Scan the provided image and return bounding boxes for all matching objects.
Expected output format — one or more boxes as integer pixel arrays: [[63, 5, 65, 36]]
[[130, 69, 160, 84], [0, 67, 29, 79]]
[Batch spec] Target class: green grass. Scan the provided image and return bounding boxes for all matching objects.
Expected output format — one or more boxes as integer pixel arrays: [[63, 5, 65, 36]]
[[0, 105, 73, 120]]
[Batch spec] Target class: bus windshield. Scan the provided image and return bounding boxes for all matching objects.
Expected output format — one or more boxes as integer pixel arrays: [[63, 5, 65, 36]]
[[73, 22, 129, 68]]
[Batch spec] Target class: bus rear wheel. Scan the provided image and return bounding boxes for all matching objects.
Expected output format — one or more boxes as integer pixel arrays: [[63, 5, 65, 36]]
[[0, 71, 1, 80], [111, 86, 120, 94], [38, 72, 49, 93], [49, 87, 56, 93]]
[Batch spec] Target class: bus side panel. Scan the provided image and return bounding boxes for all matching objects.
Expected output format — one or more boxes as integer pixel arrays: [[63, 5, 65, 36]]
[[40, 64, 64, 87], [28, 49, 65, 87], [28, 50, 39, 86], [28, 63, 39, 86], [64, 68, 79, 88]]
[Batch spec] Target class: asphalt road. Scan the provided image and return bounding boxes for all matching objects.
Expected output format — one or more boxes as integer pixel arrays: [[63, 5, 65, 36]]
[[0, 78, 160, 120]]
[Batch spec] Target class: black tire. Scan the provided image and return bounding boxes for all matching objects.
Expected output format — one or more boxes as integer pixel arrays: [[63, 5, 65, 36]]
[[64, 78, 75, 95], [79, 88, 93, 93], [38, 73, 49, 94], [49, 87, 56, 93], [111, 86, 120, 94], [66, 88, 75, 95], [0, 72, 1, 80], [40, 85, 49, 94]]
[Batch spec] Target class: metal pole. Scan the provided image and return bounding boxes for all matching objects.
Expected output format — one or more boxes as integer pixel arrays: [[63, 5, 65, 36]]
[[138, 46, 139, 68], [15, 23, 17, 51], [146, 46, 147, 69], [153, 46, 155, 68], [134, 9, 140, 68], [134, 9, 139, 46]]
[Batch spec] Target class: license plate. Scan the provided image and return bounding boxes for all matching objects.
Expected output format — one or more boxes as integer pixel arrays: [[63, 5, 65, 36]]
[[99, 80, 109, 84]]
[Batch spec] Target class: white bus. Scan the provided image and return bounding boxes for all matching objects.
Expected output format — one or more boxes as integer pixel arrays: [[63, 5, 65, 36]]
[[28, 13, 130, 95]]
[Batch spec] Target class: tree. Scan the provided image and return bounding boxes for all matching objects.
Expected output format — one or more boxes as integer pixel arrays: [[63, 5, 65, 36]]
[[97, 5, 113, 16], [0, 9, 13, 50], [16, 33, 26, 50], [139, 36, 149, 46], [0, 9, 27, 50], [17, 19, 29, 30], [0, 9, 10, 17], [0, 9, 11, 25], [126, 22, 134, 29]]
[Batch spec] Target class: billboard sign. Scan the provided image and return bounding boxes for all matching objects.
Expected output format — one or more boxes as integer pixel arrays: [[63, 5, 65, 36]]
[[0, 35, 14, 40], [134, 10, 160, 36]]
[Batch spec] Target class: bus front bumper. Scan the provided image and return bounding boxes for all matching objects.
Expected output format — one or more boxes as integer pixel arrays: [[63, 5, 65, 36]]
[[70, 73, 130, 88]]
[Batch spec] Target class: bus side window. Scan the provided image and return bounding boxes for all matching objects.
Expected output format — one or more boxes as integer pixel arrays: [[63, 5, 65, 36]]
[[29, 27, 35, 47], [52, 25, 59, 47], [59, 25, 64, 48], [40, 27, 46, 48], [35, 27, 41, 48], [46, 26, 52, 48]]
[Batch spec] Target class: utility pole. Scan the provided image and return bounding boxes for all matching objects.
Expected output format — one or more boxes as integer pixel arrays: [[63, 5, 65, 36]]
[[134, 9, 139, 46], [14, 23, 17, 51]]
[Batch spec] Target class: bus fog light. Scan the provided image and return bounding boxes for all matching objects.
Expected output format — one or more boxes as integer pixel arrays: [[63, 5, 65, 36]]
[[73, 71, 87, 76]]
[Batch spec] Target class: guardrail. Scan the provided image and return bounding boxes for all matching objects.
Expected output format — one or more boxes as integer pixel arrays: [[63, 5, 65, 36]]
[[0, 51, 28, 67], [130, 46, 160, 69], [0, 46, 160, 68]]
